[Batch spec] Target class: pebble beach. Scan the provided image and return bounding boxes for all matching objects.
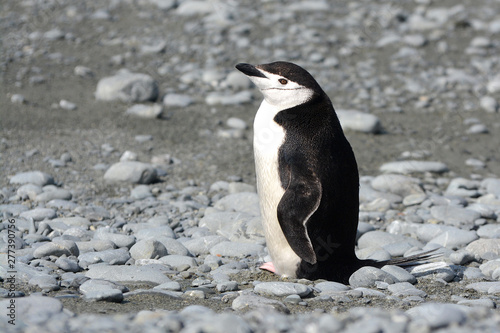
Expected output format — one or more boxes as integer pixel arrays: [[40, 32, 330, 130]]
[[1, 0, 500, 332]]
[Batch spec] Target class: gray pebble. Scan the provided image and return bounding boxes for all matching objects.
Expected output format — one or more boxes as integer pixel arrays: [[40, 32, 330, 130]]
[[35, 188, 72, 202], [182, 235, 228, 256], [160, 254, 198, 268], [387, 282, 426, 297], [84, 289, 124, 302], [406, 303, 467, 329], [28, 275, 59, 291], [156, 237, 191, 256], [381, 265, 417, 284], [465, 239, 500, 259], [408, 262, 456, 282], [210, 241, 264, 258], [217, 281, 239, 292], [55, 257, 80, 272], [130, 239, 168, 260], [126, 104, 163, 118], [86, 264, 171, 284], [0, 295, 68, 325], [33, 239, 79, 258], [214, 192, 260, 215], [10, 170, 55, 186], [232, 294, 289, 313], [371, 174, 423, 197], [19, 208, 57, 221], [380, 161, 448, 174], [254, 282, 312, 297], [94, 229, 136, 248], [95, 69, 158, 102], [59, 100, 77, 110], [104, 161, 157, 184], [154, 281, 182, 291], [457, 298, 495, 308], [349, 266, 396, 288], [135, 226, 175, 240], [163, 93, 193, 107], [428, 228, 478, 249], [11, 93, 26, 104], [336, 110, 381, 133], [430, 205, 481, 226], [78, 248, 131, 268]]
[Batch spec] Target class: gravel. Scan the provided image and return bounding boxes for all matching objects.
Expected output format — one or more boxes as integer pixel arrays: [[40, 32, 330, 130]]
[[2, 0, 500, 332]]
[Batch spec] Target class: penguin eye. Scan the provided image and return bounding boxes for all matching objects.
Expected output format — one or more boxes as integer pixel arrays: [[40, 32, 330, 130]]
[[278, 78, 288, 85]]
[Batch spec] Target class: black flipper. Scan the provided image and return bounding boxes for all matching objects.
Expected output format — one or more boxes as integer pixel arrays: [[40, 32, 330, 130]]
[[277, 168, 322, 265]]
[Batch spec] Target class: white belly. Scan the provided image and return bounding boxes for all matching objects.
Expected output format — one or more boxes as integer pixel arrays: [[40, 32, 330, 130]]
[[253, 100, 301, 277]]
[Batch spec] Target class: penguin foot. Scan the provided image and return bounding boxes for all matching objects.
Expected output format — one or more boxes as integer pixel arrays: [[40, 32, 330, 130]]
[[259, 262, 276, 273]]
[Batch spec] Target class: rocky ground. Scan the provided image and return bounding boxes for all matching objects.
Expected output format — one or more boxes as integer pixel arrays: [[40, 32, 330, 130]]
[[1, 0, 500, 332]]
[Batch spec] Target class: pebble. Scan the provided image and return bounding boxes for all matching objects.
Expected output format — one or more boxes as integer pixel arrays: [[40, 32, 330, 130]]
[[479, 96, 498, 113], [34, 188, 72, 202], [213, 192, 260, 215], [159, 255, 198, 269], [125, 104, 163, 118], [95, 69, 158, 102], [406, 303, 467, 329], [465, 239, 500, 259], [232, 294, 289, 313], [210, 241, 264, 258], [163, 93, 193, 107], [387, 282, 426, 297], [11, 93, 26, 104], [254, 282, 312, 297], [379, 161, 448, 174], [9, 171, 55, 186], [86, 264, 172, 285], [59, 99, 77, 110], [336, 110, 381, 133], [129, 239, 168, 260], [103, 161, 158, 184], [349, 266, 396, 288]]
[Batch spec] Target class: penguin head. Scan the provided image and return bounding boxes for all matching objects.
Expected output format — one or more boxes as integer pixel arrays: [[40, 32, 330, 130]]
[[236, 61, 323, 109]]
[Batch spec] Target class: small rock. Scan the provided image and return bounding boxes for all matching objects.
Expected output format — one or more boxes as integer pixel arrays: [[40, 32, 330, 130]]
[[104, 162, 157, 184], [86, 264, 171, 285], [254, 282, 312, 297], [11, 94, 26, 104], [126, 104, 163, 118], [210, 241, 264, 258], [163, 94, 193, 107], [349, 266, 396, 288], [9, 171, 55, 186], [480, 96, 498, 113], [95, 69, 158, 102], [59, 100, 77, 110], [336, 110, 381, 133], [129, 239, 168, 260], [232, 294, 289, 313], [380, 161, 448, 174]]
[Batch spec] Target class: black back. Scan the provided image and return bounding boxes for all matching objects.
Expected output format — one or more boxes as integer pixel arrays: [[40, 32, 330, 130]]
[[274, 89, 364, 283]]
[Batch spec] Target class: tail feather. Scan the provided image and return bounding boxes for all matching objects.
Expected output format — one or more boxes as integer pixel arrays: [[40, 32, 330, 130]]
[[377, 249, 441, 268]]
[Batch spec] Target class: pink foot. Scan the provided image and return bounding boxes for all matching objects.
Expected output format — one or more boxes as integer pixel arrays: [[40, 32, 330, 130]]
[[259, 262, 276, 273]]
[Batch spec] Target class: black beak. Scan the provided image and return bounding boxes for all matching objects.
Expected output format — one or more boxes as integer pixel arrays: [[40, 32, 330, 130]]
[[235, 63, 268, 78]]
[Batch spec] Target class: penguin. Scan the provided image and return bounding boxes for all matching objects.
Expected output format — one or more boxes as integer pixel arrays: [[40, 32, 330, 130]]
[[235, 61, 435, 284]]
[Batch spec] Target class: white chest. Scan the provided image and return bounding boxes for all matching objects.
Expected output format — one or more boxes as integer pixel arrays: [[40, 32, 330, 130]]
[[253, 100, 301, 277]]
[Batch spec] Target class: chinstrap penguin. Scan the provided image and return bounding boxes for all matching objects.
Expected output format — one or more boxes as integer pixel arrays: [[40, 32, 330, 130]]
[[235, 61, 435, 284]]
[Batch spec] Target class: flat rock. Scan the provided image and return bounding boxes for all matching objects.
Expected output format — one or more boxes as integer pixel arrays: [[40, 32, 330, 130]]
[[9, 171, 55, 186], [406, 303, 467, 329], [428, 229, 478, 249], [35, 188, 72, 202], [210, 241, 264, 258], [349, 266, 396, 288], [430, 205, 481, 226], [78, 248, 131, 268], [104, 161, 157, 184], [466, 239, 500, 259], [214, 192, 260, 215], [86, 264, 171, 285], [94, 229, 136, 248], [380, 161, 448, 174], [254, 282, 312, 297], [232, 294, 289, 313], [358, 230, 423, 250], [159, 254, 198, 268], [126, 104, 163, 118], [199, 212, 264, 242], [182, 235, 229, 256], [387, 282, 426, 297], [336, 110, 381, 133], [33, 239, 79, 258], [381, 265, 417, 284], [466, 281, 500, 294], [371, 174, 423, 197], [95, 69, 158, 102], [163, 93, 193, 107], [19, 208, 57, 221], [0, 295, 68, 325]]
